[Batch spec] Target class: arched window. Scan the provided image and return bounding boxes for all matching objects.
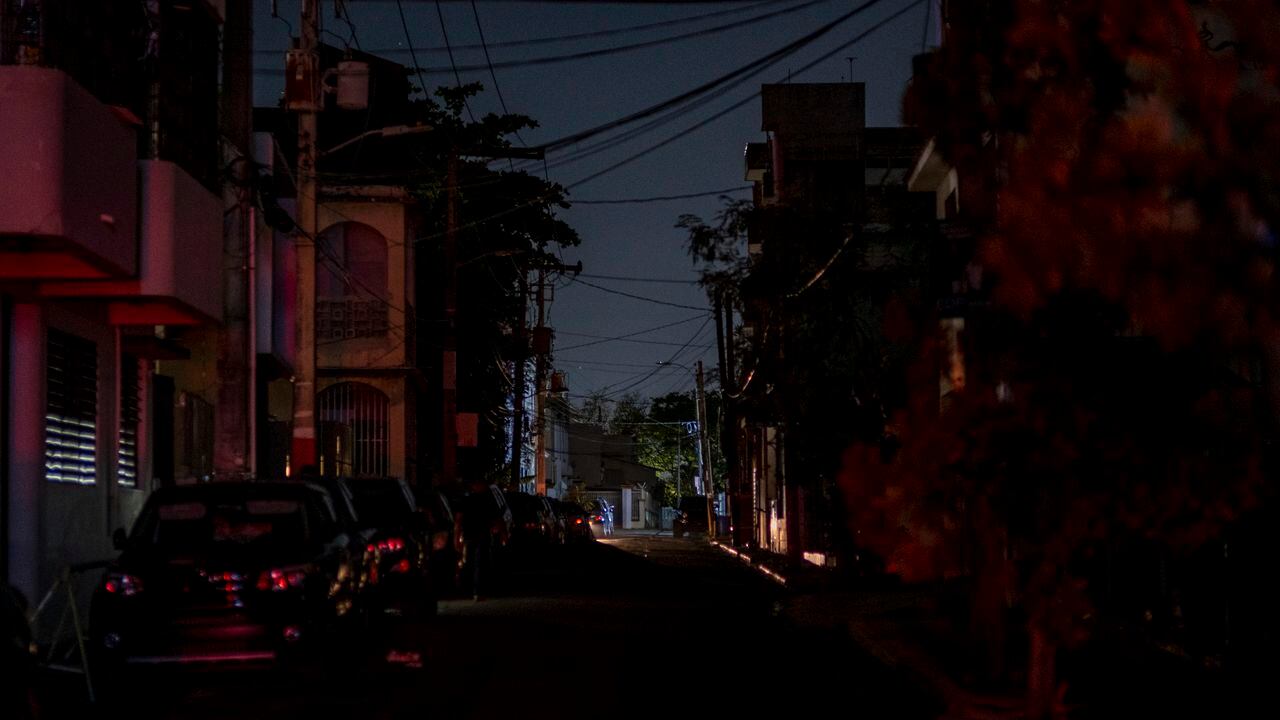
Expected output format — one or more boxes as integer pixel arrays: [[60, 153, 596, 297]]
[[317, 222, 387, 299], [316, 222, 390, 340], [318, 382, 390, 478]]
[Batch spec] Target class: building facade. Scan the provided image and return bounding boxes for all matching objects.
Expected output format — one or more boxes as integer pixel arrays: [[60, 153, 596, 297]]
[[736, 82, 929, 561], [1, 0, 254, 605]]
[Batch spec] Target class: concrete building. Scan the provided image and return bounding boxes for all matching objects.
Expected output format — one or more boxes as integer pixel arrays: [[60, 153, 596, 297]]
[[737, 82, 929, 560], [1, 1, 253, 604], [251, 46, 426, 488]]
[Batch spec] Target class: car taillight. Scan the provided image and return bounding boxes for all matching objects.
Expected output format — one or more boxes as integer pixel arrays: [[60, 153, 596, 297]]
[[103, 573, 143, 597], [574, 518, 583, 525], [377, 537, 406, 553], [390, 558, 412, 574], [256, 566, 309, 592], [593, 515, 603, 522], [523, 522, 539, 530]]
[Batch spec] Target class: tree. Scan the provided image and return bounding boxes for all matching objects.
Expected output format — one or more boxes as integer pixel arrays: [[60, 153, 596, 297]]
[[682, 190, 933, 554], [846, 1, 1280, 715], [408, 84, 580, 482]]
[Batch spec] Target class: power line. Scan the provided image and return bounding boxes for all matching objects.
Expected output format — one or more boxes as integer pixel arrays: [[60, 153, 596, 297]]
[[595, 318, 713, 399], [395, 0, 432, 100], [571, 186, 752, 204], [434, 0, 479, 123], [558, 357, 697, 368], [513, 0, 901, 178], [256, 1, 785, 56], [351, 0, 835, 76], [558, 335, 714, 350], [578, 273, 700, 284], [552, 314, 708, 351], [469, 0, 525, 154], [566, 276, 708, 311], [562, 0, 925, 188], [409, 0, 909, 248], [537, 0, 888, 152]]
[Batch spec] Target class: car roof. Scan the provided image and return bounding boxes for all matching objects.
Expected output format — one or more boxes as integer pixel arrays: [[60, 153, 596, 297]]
[[148, 482, 324, 501]]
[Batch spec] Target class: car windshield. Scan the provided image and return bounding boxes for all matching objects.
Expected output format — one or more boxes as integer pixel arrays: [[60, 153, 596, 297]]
[[134, 496, 314, 554], [347, 480, 414, 528]]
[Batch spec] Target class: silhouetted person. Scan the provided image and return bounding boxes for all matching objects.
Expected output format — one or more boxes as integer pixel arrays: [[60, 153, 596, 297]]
[[458, 478, 504, 600]]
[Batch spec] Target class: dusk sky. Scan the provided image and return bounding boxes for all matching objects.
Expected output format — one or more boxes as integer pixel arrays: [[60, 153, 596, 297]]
[[252, 0, 933, 402]]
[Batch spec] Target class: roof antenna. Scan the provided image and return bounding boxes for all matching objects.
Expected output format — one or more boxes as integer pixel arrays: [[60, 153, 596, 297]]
[[846, 57, 857, 82]]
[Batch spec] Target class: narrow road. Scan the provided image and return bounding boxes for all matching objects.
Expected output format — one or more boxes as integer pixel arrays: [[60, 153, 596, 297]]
[[46, 533, 939, 719]]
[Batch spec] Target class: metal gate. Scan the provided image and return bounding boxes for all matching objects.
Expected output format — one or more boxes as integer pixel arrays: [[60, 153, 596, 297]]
[[318, 382, 390, 478]]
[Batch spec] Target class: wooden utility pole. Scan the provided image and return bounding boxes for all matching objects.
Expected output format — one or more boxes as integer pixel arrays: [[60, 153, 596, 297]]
[[290, 0, 320, 474], [443, 146, 543, 489], [442, 150, 460, 486], [216, 0, 254, 479], [696, 360, 715, 538]]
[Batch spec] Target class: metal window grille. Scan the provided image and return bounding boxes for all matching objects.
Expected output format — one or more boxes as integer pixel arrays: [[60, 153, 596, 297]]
[[316, 298, 389, 341], [118, 354, 140, 487], [318, 382, 390, 478], [46, 329, 98, 485]]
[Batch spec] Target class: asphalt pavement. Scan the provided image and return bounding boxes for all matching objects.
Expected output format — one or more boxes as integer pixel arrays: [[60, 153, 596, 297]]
[[39, 534, 940, 719]]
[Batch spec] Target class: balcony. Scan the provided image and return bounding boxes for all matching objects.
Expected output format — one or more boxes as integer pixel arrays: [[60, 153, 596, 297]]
[[40, 160, 223, 325], [0, 66, 138, 279]]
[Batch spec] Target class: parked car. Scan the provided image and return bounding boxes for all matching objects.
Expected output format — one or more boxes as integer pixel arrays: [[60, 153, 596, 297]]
[[343, 477, 433, 617], [413, 486, 461, 595], [676, 496, 712, 535], [554, 500, 594, 543], [506, 491, 558, 546], [90, 482, 365, 670], [587, 498, 615, 537], [543, 497, 567, 545], [302, 474, 378, 593]]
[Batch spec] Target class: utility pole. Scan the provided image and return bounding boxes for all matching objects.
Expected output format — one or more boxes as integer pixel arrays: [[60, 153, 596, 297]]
[[442, 150, 459, 487], [696, 360, 715, 538], [510, 270, 528, 491], [533, 268, 547, 495], [216, 0, 254, 480], [442, 146, 542, 489], [289, 0, 320, 474]]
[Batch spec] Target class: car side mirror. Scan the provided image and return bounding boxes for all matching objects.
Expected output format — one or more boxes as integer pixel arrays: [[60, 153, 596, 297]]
[[112, 527, 128, 551]]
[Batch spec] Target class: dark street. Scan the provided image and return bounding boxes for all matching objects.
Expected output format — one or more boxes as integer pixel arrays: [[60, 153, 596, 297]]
[[45, 534, 936, 720]]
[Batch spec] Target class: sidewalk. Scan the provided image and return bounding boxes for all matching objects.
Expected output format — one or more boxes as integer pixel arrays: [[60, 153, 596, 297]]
[[707, 540, 1030, 720], [708, 539, 1244, 719]]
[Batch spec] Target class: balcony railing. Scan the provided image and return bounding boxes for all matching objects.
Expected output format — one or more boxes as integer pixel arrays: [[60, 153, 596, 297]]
[[317, 298, 390, 342]]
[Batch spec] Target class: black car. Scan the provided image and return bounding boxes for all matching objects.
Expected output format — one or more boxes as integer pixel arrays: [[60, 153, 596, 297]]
[[90, 482, 365, 670], [553, 500, 594, 543], [302, 474, 379, 595], [343, 477, 433, 616], [506, 491, 557, 546], [414, 486, 461, 595]]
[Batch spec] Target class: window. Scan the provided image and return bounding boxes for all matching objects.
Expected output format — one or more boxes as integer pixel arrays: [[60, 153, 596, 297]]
[[318, 382, 390, 478], [118, 354, 141, 487], [46, 329, 98, 485], [316, 222, 390, 340], [316, 222, 388, 300]]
